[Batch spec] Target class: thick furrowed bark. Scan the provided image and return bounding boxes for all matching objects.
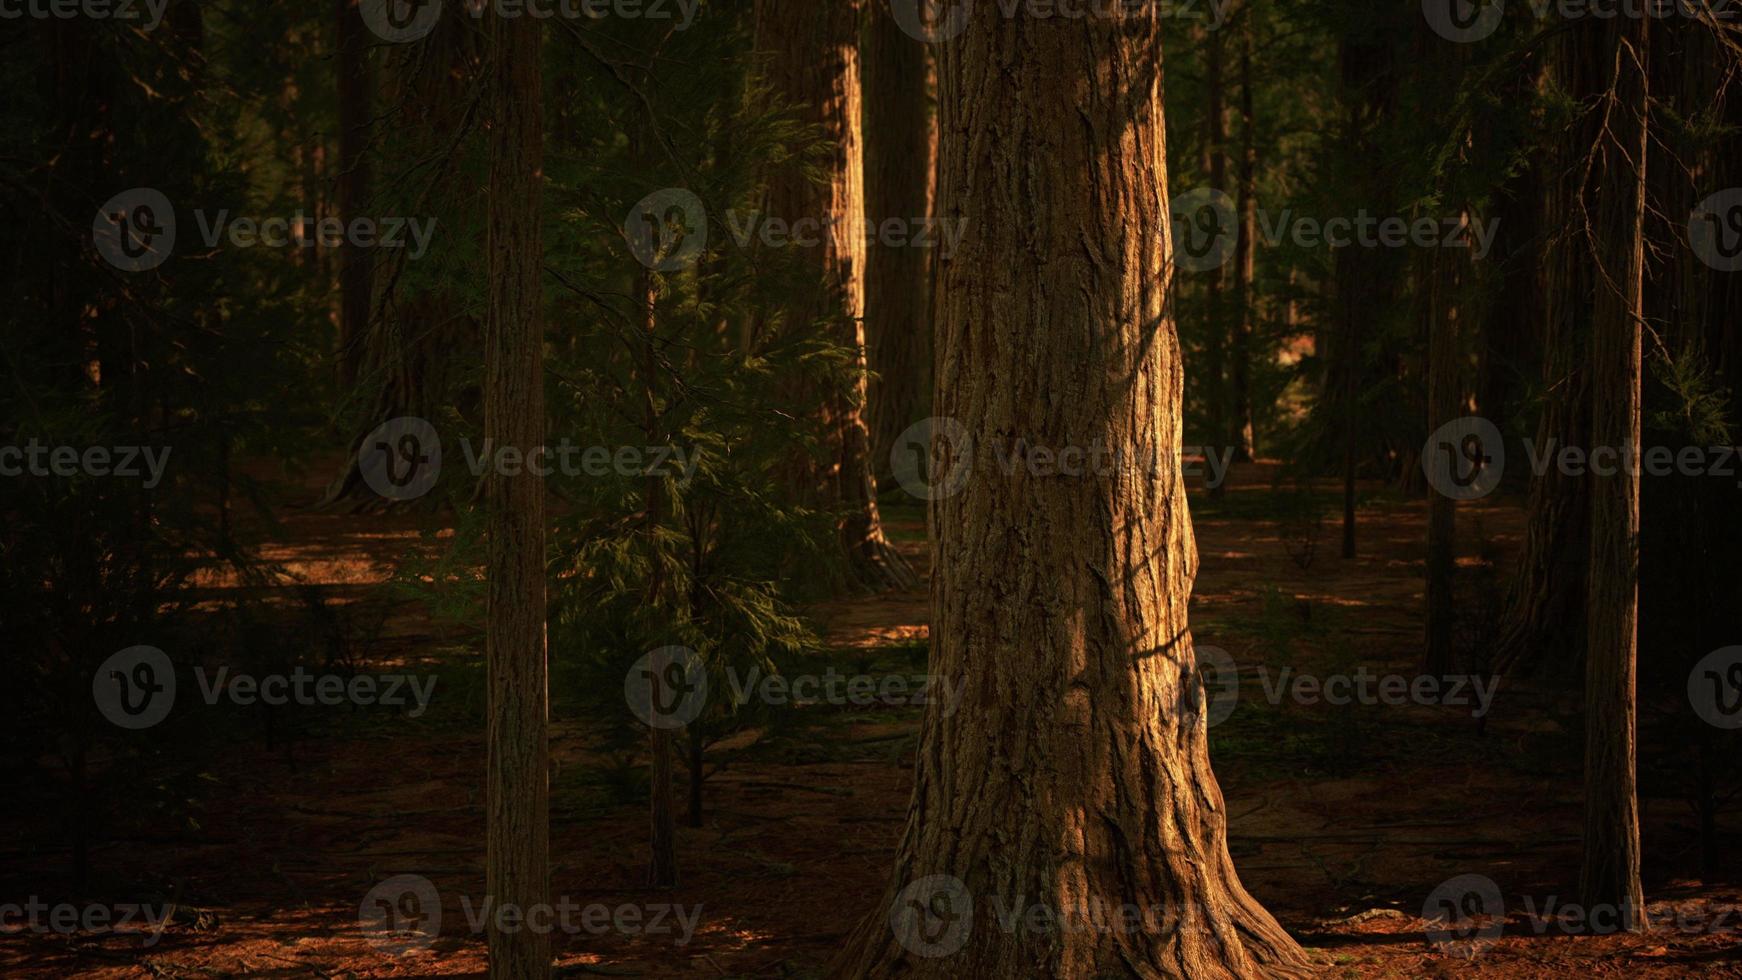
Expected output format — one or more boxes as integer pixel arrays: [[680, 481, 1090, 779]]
[[833, 7, 1307, 977]]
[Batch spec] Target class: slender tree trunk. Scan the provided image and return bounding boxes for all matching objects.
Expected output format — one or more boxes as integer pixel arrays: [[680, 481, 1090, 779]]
[[1579, 14, 1649, 931], [754, 0, 912, 590], [863, 0, 933, 485], [834, 7, 1307, 976], [335, 0, 374, 390], [640, 259, 679, 887], [484, 10, 551, 978], [1230, 25, 1257, 463], [1203, 25, 1229, 482], [1424, 232, 1464, 679]]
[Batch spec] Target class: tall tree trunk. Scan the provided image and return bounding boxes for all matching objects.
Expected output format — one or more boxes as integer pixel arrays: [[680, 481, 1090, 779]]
[[640, 258, 679, 887], [1329, 23, 1398, 560], [863, 0, 933, 486], [1423, 235, 1465, 679], [1230, 24, 1257, 463], [1494, 37, 1593, 675], [484, 9, 551, 978], [334, 0, 374, 390], [321, 18, 482, 509], [1579, 14, 1649, 931], [1203, 25, 1229, 483], [834, 7, 1307, 977], [754, 0, 912, 590]]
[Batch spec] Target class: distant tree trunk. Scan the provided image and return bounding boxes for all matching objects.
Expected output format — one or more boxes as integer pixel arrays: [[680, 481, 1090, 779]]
[[640, 258, 678, 887], [334, 0, 373, 390], [1423, 231, 1465, 679], [1494, 40, 1593, 675], [1579, 14, 1649, 931], [834, 7, 1307, 976], [320, 19, 482, 509], [1330, 29, 1398, 559], [754, 0, 912, 590], [1203, 25, 1229, 482], [484, 9, 551, 979], [1230, 25, 1257, 463], [862, 0, 932, 485]]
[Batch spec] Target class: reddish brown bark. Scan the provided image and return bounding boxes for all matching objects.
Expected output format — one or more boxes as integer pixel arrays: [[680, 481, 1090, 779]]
[[834, 7, 1307, 977]]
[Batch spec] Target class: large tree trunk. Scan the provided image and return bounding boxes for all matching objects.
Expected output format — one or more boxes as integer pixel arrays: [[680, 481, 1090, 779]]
[[484, 9, 551, 979], [754, 0, 912, 590], [1579, 13, 1649, 931], [833, 7, 1307, 977], [334, 0, 374, 390], [862, 0, 933, 486]]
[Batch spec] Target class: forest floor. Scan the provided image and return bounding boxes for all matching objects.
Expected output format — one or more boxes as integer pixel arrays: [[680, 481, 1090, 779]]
[[5, 461, 1742, 978]]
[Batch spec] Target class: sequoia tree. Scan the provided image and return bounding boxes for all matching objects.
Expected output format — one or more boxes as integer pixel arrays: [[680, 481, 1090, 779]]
[[484, 8, 552, 978], [1578, 12, 1650, 929], [862, 0, 933, 482], [834, 6, 1307, 976], [753, 0, 911, 588]]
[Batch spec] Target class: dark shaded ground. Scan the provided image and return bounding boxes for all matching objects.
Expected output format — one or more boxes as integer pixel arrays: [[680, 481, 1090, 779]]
[[5, 460, 1741, 977]]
